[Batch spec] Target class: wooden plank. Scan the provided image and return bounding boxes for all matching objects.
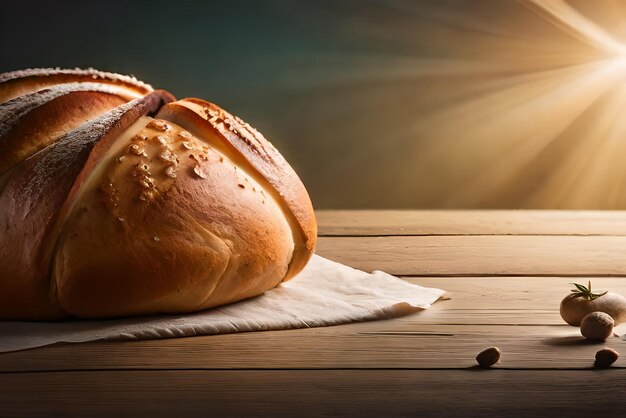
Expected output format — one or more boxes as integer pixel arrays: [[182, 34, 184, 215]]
[[1, 212, 624, 417], [2, 277, 625, 372], [1, 370, 625, 418], [1, 324, 622, 372], [316, 210, 626, 236], [316, 235, 626, 276], [415, 276, 626, 311]]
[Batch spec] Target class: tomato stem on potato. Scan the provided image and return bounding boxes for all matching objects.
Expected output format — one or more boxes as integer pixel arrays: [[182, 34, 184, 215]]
[[570, 281, 608, 301]]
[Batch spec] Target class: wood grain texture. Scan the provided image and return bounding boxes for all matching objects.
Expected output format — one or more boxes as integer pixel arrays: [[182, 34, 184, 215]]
[[317, 210, 626, 236], [2, 277, 625, 372], [2, 370, 625, 418], [316, 235, 626, 276], [0, 324, 621, 371], [3, 211, 626, 417]]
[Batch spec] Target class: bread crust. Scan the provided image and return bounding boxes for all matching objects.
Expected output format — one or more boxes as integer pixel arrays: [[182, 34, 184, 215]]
[[0, 83, 137, 174], [0, 91, 172, 319], [0, 68, 316, 320], [54, 118, 294, 317], [156, 100, 316, 280], [0, 68, 152, 104]]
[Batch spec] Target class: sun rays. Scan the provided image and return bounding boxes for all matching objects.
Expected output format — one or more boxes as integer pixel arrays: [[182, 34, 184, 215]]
[[520, 0, 626, 55], [338, 0, 626, 208], [452, 0, 626, 208], [239, 0, 626, 208]]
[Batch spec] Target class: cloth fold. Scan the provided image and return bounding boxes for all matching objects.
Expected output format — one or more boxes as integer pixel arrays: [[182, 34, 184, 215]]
[[0, 255, 445, 353]]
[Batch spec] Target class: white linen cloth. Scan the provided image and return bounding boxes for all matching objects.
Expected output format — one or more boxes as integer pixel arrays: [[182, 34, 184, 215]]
[[0, 255, 445, 353]]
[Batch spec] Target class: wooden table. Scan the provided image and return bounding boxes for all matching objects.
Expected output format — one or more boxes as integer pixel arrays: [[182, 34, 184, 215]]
[[3, 210, 626, 417]]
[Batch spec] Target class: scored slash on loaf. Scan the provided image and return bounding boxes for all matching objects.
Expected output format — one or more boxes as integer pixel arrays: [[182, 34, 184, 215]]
[[0, 68, 316, 320]]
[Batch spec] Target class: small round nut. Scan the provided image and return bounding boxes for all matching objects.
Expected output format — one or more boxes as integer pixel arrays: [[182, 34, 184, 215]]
[[580, 312, 614, 340], [476, 346, 501, 368], [595, 348, 619, 368]]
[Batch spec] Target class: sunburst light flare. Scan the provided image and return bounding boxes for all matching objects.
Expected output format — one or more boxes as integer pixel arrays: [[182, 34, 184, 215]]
[[276, 0, 626, 209]]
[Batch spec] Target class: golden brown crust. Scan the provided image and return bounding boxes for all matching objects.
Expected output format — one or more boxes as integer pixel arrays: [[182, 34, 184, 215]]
[[0, 68, 152, 104], [156, 99, 317, 280], [0, 91, 173, 320], [0, 83, 135, 174], [0, 68, 316, 320], [54, 119, 293, 318]]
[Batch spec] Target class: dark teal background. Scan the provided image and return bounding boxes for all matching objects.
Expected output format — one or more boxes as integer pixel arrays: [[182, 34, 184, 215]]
[[4, 1, 607, 209], [2, 0, 384, 208]]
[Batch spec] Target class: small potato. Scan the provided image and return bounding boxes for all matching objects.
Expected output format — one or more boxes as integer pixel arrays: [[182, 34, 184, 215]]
[[560, 282, 626, 326], [580, 312, 614, 341]]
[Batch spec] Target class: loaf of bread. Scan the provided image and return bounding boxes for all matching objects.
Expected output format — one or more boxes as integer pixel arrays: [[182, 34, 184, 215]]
[[0, 68, 316, 320]]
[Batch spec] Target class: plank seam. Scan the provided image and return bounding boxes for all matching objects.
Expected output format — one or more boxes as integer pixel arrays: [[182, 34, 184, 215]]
[[397, 274, 626, 278], [319, 233, 626, 237], [0, 366, 616, 374]]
